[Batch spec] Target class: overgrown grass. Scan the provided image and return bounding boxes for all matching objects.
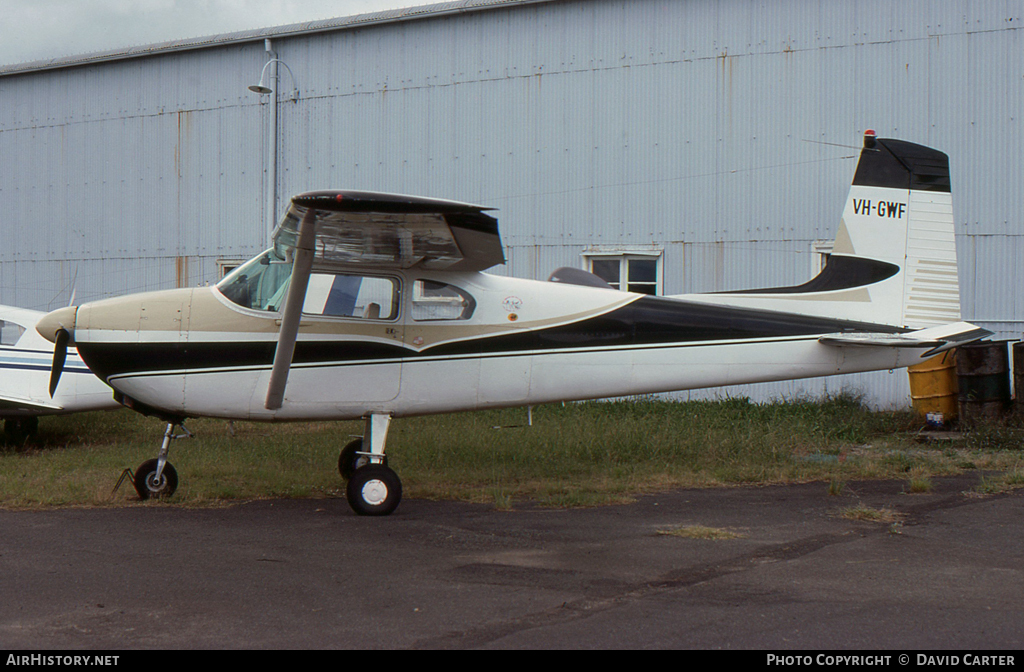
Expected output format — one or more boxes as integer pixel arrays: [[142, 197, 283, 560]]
[[656, 525, 744, 540], [836, 504, 903, 524], [1, 394, 1022, 509]]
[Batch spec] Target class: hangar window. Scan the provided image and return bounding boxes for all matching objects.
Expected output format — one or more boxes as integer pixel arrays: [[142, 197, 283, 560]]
[[582, 249, 663, 295], [812, 240, 834, 276], [217, 258, 249, 279]]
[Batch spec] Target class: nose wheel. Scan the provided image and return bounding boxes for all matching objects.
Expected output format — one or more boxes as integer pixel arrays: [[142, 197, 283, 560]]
[[134, 422, 190, 500], [135, 458, 178, 498]]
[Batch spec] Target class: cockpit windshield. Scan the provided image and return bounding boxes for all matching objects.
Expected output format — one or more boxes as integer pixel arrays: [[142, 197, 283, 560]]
[[216, 250, 294, 312]]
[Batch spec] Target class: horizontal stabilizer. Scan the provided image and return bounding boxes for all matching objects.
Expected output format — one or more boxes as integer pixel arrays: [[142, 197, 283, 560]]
[[819, 321, 992, 356]]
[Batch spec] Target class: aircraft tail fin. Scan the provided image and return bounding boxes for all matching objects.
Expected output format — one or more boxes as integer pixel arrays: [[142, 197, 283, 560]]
[[833, 131, 959, 328], [704, 131, 960, 330]]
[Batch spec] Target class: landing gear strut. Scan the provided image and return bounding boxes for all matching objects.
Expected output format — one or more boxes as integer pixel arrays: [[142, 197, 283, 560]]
[[341, 414, 402, 516], [135, 422, 191, 499]]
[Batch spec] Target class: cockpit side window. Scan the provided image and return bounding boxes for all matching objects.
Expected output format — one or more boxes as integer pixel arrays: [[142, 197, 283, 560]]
[[216, 253, 400, 320], [411, 280, 475, 321], [302, 273, 399, 320]]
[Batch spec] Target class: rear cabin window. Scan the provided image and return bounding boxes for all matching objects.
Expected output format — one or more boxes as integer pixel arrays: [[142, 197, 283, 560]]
[[411, 280, 475, 321]]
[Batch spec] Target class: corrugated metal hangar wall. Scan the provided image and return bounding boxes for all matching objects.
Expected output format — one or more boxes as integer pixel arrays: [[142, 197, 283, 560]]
[[1, 0, 1021, 407]]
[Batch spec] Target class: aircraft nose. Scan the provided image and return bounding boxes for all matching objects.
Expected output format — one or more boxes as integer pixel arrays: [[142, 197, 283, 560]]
[[37, 305, 78, 344]]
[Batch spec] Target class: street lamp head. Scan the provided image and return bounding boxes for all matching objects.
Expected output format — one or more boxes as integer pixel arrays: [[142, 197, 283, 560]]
[[247, 58, 299, 98], [248, 68, 273, 94]]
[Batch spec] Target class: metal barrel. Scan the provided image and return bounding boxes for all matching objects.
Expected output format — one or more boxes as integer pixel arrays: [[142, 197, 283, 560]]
[[956, 342, 1012, 422], [907, 351, 958, 423], [1014, 341, 1024, 411]]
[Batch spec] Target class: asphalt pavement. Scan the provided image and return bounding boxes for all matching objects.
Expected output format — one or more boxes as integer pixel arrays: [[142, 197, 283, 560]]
[[0, 474, 1021, 650]]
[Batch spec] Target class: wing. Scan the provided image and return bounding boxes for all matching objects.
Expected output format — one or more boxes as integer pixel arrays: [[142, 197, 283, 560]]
[[819, 321, 992, 357], [264, 190, 504, 410], [272, 190, 505, 272]]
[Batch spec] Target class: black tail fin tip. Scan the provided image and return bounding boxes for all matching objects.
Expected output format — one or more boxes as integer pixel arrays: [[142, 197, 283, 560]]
[[854, 135, 950, 193]]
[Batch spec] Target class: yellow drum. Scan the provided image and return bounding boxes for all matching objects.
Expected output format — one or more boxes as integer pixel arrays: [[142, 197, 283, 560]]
[[908, 351, 958, 422]]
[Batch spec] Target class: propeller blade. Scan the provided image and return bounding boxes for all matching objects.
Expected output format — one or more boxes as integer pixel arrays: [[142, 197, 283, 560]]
[[49, 328, 69, 397]]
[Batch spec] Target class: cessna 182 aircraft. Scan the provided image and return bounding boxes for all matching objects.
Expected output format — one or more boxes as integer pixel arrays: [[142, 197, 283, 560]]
[[0, 304, 117, 441], [36, 131, 988, 515]]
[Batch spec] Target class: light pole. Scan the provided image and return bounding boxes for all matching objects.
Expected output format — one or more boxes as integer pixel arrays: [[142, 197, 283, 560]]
[[248, 39, 300, 245]]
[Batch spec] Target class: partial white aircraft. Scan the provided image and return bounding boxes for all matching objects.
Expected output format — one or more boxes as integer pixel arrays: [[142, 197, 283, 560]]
[[36, 132, 988, 514], [0, 304, 117, 441]]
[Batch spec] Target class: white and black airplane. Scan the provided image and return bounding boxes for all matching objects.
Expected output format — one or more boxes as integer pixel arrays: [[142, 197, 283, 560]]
[[0, 304, 117, 442], [36, 131, 989, 515]]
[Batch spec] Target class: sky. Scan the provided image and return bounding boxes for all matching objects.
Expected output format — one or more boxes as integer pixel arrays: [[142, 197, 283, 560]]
[[0, 0, 418, 66]]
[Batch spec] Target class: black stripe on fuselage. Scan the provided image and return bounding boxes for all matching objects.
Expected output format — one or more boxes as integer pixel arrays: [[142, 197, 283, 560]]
[[77, 296, 903, 380]]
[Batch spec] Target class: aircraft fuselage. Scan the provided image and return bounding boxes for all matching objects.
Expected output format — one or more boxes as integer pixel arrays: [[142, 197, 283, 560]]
[[64, 265, 928, 422]]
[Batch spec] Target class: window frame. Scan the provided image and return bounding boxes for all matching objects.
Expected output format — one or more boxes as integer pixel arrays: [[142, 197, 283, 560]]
[[812, 239, 834, 276], [410, 279, 476, 322], [301, 271, 402, 322], [581, 247, 664, 295]]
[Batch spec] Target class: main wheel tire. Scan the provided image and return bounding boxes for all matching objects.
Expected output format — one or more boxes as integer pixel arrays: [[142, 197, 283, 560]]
[[338, 438, 387, 479], [134, 459, 178, 500], [346, 464, 402, 516]]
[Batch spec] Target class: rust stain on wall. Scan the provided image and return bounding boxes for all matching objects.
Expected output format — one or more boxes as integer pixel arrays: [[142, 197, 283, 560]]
[[176, 256, 189, 288]]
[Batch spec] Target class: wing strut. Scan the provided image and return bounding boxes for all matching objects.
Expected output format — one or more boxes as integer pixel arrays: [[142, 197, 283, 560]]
[[265, 208, 318, 410]]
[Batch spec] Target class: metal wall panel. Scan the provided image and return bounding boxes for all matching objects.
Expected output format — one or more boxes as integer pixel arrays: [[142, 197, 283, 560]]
[[2, 0, 1022, 408], [0, 41, 270, 305]]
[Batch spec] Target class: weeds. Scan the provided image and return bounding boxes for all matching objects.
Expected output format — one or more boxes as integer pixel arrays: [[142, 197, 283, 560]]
[[972, 469, 1024, 495], [838, 504, 902, 524], [656, 525, 744, 540], [906, 469, 933, 494]]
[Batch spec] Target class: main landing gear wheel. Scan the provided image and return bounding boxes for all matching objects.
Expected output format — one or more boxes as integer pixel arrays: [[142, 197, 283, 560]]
[[134, 458, 178, 499], [346, 464, 402, 516], [338, 438, 388, 479]]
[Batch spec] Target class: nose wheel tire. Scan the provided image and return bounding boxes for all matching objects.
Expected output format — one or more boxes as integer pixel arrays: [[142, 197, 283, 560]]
[[134, 459, 178, 500], [346, 465, 402, 516]]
